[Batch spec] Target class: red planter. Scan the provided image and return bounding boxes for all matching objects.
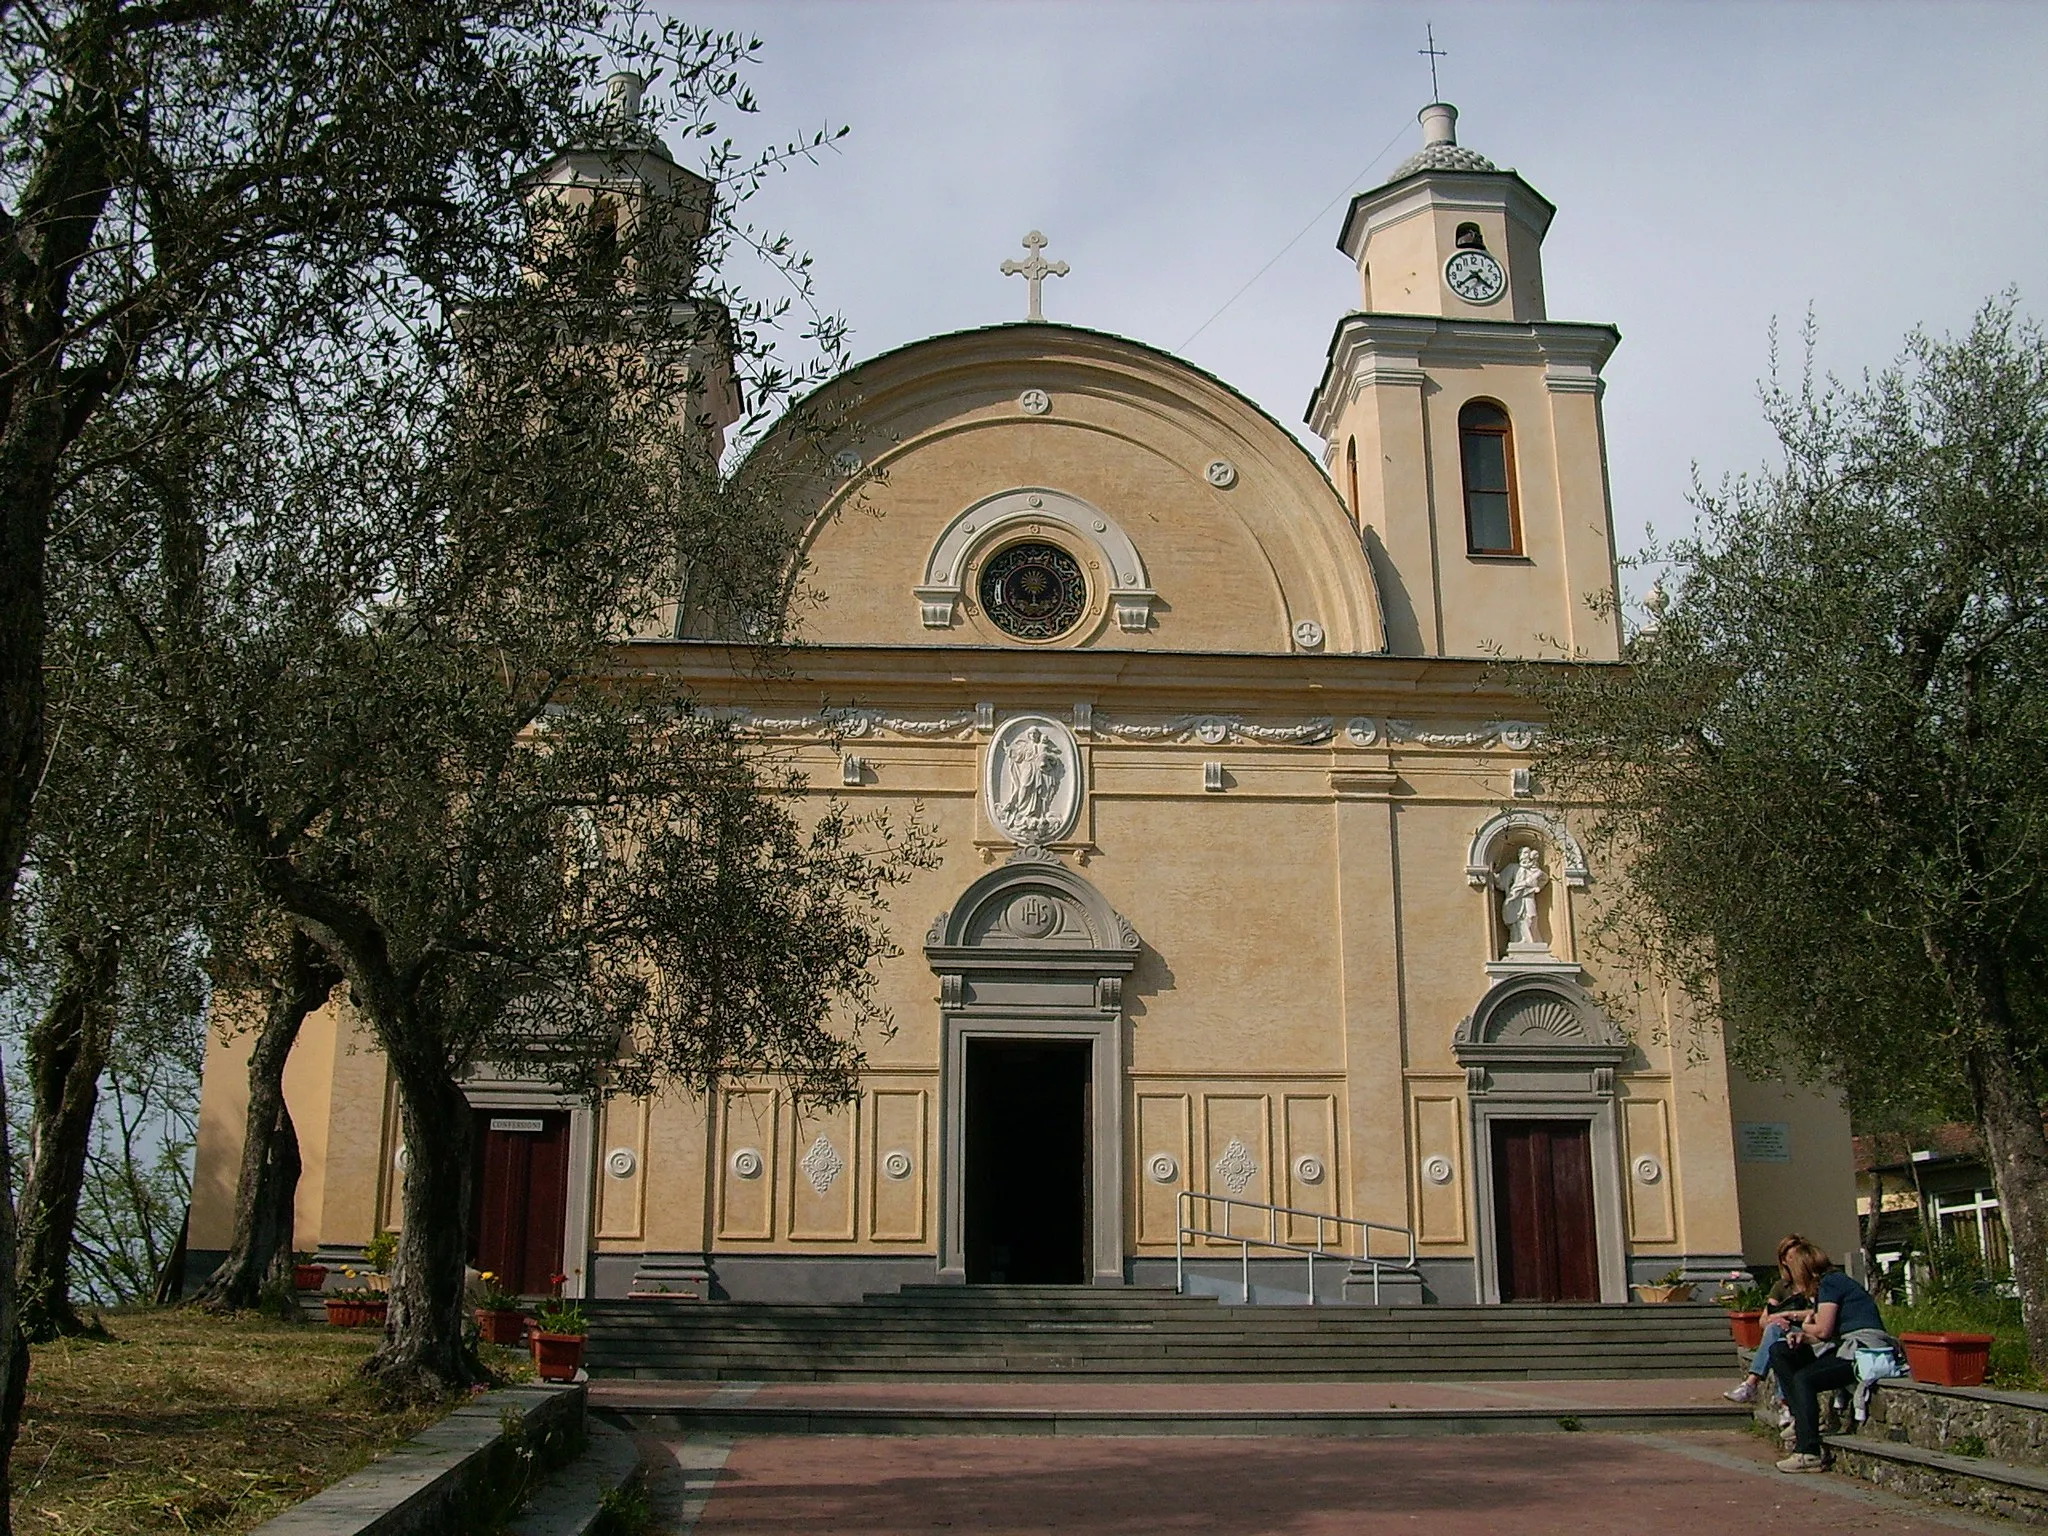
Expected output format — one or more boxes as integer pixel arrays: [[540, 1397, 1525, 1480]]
[[324, 1297, 389, 1329], [1900, 1332, 1996, 1387], [1726, 1310, 1766, 1351], [476, 1308, 527, 1346], [293, 1264, 328, 1292], [531, 1331, 587, 1382]]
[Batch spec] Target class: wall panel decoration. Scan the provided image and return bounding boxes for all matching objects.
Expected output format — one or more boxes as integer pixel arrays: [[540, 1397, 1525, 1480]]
[[1411, 1094, 1467, 1243], [595, 1097, 649, 1240], [789, 1099, 859, 1241], [1135, 1093, 1192, 1246], [1282, 1095, 1339, 1242], [1622, 1095, 1677, 1243], [1200, 1094, 1273, 1243], [716, 1088, 777, 1241], [868, 1089, 928, 1243]]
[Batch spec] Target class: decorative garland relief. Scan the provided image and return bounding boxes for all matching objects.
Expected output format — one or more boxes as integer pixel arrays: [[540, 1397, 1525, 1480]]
[[703, 706, 1540, 751]]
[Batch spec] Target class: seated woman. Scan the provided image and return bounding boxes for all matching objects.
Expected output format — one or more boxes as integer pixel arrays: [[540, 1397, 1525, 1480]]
[[1724, 1233, 1812, 1403], [1767, 1238, 1893, 1473]]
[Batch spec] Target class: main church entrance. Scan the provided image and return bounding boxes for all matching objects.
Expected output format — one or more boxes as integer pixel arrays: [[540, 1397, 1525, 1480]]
[[963, 1039, 1090, 1284], [1490, 1119, 1599, 1302], [469, 1109, 571, 1295]]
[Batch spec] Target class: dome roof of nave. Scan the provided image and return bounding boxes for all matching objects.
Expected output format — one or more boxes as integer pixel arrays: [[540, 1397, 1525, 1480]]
[[739, 323, 1387, 655]]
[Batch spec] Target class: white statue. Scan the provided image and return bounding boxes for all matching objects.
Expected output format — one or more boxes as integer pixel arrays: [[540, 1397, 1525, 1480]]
[[1494, 846, 1549, 950], [996, 725, 1063, 837]]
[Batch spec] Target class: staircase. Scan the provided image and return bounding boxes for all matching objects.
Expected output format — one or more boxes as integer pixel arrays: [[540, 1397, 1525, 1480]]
[[585, 1285, 1736, 1383], [1821, 1379, 2048, 1524]]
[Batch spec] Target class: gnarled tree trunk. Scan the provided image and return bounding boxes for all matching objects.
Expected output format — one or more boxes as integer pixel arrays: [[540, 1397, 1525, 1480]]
[[16, 933, 120, 1340], [1964, 983, 2048, 1372], [0, 1057, 28, 1536], [193, 929, 341, 1311], [366, 1038, 483, 1399]]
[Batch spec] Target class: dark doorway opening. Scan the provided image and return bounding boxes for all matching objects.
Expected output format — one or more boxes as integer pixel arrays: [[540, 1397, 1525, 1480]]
[[469, 1109, 571, 1296], [1491, 1118, 1599, 1302], [964, 1039, 1090, 1284]]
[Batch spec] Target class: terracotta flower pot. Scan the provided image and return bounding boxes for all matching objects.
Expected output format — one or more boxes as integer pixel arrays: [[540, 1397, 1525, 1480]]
[[1632, 1283, 1697, 1304], [293, 1264, 328, 1292], [324, 1297, 389, 1328], [1899, 1331, 1996, 1387], [1727, 1310, 1766, 1351], [531, 1330, 587, 1382], [476, 1307, 527, 1346]]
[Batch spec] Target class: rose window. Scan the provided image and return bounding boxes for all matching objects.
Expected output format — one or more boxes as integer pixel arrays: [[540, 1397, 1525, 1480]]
[[978, 541, 1087, 640]]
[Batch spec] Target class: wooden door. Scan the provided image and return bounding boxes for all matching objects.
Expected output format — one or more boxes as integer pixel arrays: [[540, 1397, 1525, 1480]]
[[469, 1110, 571, 1295], [1491, 1119, 1599, 1302]]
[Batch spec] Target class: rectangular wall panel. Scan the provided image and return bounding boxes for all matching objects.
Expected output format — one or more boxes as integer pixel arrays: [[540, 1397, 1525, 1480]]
[[1200, 1094, 1273, 1244], [1283, 1095, 1338, 1242], [595, 1097, 648, 1240], [1623, 1096, 1677, 1243], [868, 1089, 928, 1243], [1411, 1094, 1467, 1244], [788, 1100, 859, 1241], [1135, 1094, 1192, 1246], [716, 1088, 777, 1241]]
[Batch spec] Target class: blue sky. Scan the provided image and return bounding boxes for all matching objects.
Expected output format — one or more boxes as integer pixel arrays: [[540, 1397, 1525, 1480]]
[[670, 0, 2048, 578]]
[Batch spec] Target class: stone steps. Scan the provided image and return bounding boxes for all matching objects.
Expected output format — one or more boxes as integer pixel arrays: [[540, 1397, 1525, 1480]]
[[1816, 1377, 2048, 1524], [585, 1290, 1736, 1382]]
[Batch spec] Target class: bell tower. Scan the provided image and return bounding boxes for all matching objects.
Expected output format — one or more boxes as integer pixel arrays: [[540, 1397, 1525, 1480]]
[[1305, 103, 1622, 661]]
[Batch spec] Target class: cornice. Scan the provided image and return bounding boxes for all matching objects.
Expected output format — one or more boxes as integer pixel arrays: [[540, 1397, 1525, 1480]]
[[1304, 315, 1621, 440], [1336, 169, 1557, 262]]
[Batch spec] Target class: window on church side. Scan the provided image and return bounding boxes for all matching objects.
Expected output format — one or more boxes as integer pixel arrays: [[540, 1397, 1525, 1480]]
[[978, 541, 1088, 640], [1345, 437, 1360, 523], [1459, 400, 1519, 555]]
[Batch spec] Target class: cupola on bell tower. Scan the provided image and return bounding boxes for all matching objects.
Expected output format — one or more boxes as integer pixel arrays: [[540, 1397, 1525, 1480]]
[[1306, 103, 1622, 663]]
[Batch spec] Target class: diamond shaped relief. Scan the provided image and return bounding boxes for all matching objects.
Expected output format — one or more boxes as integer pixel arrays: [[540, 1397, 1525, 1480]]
[[800, 1134, 845, 1195], [1213, 1137, 1258, 1196]]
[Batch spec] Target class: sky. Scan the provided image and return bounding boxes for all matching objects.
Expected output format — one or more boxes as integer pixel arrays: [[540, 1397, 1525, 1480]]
[[665, 0, 2048, 582]]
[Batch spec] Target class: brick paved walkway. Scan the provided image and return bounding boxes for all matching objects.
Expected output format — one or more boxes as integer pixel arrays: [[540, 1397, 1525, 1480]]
[[636, 1427, 2019, 1534]]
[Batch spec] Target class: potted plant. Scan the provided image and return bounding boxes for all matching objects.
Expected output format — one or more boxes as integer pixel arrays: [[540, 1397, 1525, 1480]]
[[474, 1271, 527, 1346], [530, 1295, 587, 1382], [1899, 1331, 1997, 1387], [324, 1269, 389, 1328], [1716, 1269, 1768, 1349], [292, 1252, 328, 1292], [361, 1230, 397, 1293], [1632, 1267, 1698, 1304]]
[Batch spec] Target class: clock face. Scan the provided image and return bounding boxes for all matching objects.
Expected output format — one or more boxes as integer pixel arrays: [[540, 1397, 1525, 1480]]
[[1445, 249, 1507, 305]]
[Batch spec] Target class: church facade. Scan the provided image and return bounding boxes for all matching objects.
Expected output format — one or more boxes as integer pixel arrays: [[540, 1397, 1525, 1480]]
[[190, 101, 1856, 1306]]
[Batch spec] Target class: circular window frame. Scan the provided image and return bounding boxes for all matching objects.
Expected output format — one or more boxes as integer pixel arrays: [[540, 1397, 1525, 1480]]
[[962, 528, 1106, 647]]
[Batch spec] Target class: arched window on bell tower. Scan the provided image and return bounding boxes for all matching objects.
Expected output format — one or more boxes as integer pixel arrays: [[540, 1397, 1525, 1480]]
[[1459, 400, 1520, 555], [1345, 436, 1360, 524]]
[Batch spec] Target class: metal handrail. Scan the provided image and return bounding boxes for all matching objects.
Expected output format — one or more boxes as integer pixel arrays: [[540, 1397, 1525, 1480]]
[[1175, 1189, 1417, 1306]]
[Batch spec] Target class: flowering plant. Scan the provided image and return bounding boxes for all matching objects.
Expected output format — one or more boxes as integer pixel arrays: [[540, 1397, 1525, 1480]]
[[534, 1298, 587, 1337], [327, 1266, 387, 1303], [1717, 1268, 1767, 1310], [363, 1230, 398, 1271], [476, 1270, 521, 1310]]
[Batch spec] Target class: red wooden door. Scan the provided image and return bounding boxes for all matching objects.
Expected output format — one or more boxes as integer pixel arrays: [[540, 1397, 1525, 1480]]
[[469, 1110, 571, 1296], [1491, 1120, 1599, 1302]]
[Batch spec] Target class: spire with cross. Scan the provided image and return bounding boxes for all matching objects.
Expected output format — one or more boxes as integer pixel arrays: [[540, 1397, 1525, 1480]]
[[1001, 230, 1069, 322], [1419, 23, 1449, 101]]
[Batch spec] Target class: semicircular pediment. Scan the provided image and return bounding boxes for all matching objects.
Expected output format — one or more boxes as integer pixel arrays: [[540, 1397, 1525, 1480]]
[[926, 856, 1140, 955], [740, 325, 1387, 655]]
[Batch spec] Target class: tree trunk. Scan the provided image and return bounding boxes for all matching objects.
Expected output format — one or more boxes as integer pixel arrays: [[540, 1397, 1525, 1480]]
[[364, 1044, 484, 1400], [1963, 991, 2048, 1374], [1862, 1167, 1885, 1289], [16, 934, 120, 1340], [0, 1052, 27, 1536], [193, 930, 341, 1311]]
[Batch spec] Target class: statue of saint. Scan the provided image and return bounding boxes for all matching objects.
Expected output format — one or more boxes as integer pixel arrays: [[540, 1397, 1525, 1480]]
[[1494, 846, 1549, 950], [996, 726, 1063, 836]]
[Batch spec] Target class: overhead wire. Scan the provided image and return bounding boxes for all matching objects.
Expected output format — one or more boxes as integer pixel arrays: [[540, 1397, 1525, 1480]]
[[1176, 113, 1418, 353]]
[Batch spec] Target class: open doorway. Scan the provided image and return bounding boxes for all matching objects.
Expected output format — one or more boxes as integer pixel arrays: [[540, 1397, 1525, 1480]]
[[964, 1039, 1090, 1284]]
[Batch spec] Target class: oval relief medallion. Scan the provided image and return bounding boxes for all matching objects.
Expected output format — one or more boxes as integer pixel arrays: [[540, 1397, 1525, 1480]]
[[984, 713, 1084, 847]]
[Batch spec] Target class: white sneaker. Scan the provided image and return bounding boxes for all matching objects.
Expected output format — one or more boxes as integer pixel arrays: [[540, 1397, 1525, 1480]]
[[1776, 1452, 1826, 1474], [1724, 1379, 1758, 1403]]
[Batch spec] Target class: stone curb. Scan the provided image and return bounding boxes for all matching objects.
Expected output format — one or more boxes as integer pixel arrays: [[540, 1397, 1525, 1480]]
[[506, 1424, 641, 1536], [250, 1383, 585, 1536]]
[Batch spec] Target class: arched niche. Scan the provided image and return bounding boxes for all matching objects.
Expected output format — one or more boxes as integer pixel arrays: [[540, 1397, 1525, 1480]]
[[1453, 972, 1630, 1304], [1466, 808, 1588, 967], [1464, 808, 1589, 889], [925, 853, 1139, 1287], [913, 487, 1157, 634]]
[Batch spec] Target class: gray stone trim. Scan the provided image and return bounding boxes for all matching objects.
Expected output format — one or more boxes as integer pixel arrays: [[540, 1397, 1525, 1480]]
[[250, 1384, 584, 1536]]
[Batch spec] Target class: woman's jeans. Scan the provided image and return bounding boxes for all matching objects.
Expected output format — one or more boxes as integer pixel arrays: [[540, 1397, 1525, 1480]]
[[1769, 1340, 1859, 1455], [1748, 1320, 1786, 1377]]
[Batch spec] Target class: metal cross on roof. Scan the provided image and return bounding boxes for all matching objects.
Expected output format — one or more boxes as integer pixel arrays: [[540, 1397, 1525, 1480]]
[[1001, 231, 1069, 322], [1419, 23, 1449, 101]]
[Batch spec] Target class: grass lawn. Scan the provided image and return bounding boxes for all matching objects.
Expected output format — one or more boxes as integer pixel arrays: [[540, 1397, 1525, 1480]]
[[16, 1308, 533, 1536]]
